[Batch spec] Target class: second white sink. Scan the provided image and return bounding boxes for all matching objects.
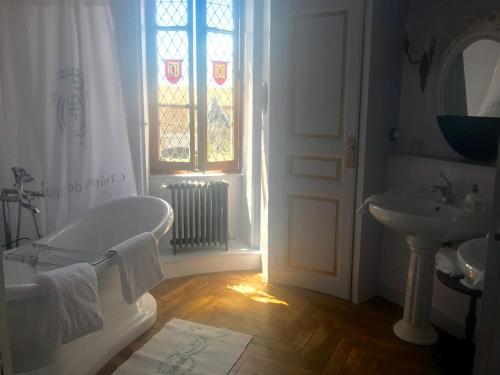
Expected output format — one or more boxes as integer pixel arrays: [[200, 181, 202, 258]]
[[457, 237, 489, 290]]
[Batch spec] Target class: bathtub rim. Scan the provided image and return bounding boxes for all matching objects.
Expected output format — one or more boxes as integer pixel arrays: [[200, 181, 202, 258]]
[[4, 195, 173, 302]]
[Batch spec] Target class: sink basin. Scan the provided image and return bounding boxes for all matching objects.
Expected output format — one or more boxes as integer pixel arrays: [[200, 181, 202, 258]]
[[366, 190, 490, 345], [457, 237, 488, 290], [368, 191, 489, 242]]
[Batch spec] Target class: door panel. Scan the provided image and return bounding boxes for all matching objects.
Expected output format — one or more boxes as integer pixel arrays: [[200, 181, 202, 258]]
[[289, 155, 342, 181], [266, 0, 364, 299], [288, 194, 340, 276], [292, 12, 347, 139]]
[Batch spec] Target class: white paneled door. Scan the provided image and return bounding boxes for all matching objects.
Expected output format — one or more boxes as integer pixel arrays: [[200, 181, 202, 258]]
[[265, 0, 365, 299]]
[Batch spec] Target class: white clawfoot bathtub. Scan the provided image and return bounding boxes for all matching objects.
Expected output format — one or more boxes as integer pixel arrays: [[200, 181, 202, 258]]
[[3, 196, 173, 374]]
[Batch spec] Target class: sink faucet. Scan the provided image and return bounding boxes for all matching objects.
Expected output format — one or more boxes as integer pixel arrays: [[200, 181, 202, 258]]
[[430, 172, 453, 204]]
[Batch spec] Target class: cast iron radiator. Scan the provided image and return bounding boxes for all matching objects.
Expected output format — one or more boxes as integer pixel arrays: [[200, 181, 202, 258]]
[[167, 181, 229, 254]]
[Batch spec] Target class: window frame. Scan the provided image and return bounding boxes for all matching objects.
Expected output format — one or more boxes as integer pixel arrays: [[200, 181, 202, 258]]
[[146, 0, 243, 175]]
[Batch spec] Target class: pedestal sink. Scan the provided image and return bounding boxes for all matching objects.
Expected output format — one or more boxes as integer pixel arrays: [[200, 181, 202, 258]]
[[368, 191, 489, 345]]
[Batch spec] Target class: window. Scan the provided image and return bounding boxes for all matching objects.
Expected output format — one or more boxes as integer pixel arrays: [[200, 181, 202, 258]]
[[147, 0, 242, 174]]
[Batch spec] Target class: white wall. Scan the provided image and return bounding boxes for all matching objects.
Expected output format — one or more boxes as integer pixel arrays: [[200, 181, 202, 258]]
[[264, 0, 291, 284], [352, 0, 407, 303], [379, 154, 496, 336], [259, 0, 270, 280], [240, 0, 264, 250], [396, 0, 500, 158]]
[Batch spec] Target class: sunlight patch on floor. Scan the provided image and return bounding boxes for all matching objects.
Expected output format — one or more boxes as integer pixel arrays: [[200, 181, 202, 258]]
[[227, 284, 289, 306]]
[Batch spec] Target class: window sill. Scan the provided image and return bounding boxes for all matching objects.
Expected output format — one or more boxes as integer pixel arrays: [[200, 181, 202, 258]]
[[149, 172, 244, 180]]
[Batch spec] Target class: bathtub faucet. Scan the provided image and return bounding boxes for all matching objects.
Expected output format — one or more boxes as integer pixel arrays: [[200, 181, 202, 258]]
[[12, 167, 35, 185], [1, 167, 44, 249]]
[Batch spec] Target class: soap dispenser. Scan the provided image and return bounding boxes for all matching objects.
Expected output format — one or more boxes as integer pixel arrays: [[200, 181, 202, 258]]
[[464, 184, 483, 213]]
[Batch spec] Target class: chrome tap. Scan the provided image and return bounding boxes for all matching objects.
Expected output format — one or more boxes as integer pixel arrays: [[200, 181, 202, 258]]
[[430, 172, 453, 204], [12, 167, 34, 185], [1, 167, 44, 249], [19, 197, 40, 214]]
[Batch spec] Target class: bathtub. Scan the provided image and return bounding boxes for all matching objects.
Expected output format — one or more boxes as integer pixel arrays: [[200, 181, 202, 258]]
[[3, 195, 173, 374]]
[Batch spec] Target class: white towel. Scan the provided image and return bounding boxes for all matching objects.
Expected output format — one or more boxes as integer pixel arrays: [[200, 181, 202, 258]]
[[35, 262, 103, 348], [114, 232, 165, 304], [435, 249, 464, 277]]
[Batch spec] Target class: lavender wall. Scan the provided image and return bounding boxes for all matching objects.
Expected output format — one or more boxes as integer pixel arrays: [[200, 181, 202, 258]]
[[396, 0, 500, 159], [378, 0, 500, 336]]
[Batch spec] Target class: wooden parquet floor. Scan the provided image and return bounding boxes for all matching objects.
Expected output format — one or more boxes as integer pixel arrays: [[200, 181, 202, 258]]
[[97, 272, 444, 374]]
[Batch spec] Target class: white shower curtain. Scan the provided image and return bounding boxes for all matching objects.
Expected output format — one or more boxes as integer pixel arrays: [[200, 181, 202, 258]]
[[0, 0, 137, 239]]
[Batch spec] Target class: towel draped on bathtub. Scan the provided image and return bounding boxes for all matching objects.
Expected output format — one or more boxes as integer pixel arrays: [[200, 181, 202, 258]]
[[35, 262, 104, 348], [113, 232, 165, 304]]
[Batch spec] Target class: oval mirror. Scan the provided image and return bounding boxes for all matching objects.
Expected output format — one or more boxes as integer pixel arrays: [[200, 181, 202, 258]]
[[436, 29, 500, 162], [443, 39, 500, 117]]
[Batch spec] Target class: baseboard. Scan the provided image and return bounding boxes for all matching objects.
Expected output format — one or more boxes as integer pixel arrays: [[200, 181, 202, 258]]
[[377, 282, 465, 339], [159, 244, 261, 279]]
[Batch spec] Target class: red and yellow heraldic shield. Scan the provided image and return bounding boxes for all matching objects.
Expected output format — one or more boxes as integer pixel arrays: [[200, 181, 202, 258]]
[[212, 61, 228, 85], [165, 59, 183, 84]]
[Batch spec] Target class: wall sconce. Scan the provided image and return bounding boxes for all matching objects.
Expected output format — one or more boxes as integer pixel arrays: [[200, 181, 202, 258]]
[[404, 34, 437, 93]]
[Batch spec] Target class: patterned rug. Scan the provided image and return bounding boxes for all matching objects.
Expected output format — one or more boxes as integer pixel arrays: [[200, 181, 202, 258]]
[[113, 319, 252, 375]]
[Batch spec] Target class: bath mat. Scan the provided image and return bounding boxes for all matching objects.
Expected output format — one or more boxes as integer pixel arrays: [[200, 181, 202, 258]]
[[112, 319, 252, 375]]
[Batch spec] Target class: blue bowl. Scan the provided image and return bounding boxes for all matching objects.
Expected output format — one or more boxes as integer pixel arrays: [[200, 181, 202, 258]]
[[437, 115, 500, 162]]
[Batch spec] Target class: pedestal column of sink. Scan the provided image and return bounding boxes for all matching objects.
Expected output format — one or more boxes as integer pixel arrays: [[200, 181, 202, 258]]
[[393, 236, 439, 345]]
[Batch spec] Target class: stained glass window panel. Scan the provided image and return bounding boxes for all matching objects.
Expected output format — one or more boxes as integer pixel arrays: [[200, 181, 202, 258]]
[[206, 32, 234, 162], [156, 30, 191, 162], [156, 0, 188, 27], [206, 0, 234, 31]]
